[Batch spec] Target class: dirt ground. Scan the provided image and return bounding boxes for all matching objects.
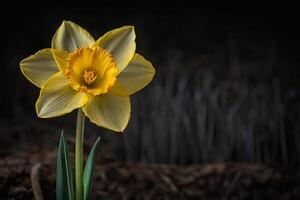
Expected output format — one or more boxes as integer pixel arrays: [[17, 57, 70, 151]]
[[1, 159, 300, 200]]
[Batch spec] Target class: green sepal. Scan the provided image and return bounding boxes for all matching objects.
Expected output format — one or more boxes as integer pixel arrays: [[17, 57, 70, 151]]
[[83, 137, 101, 200], [56, 131, 74, 200]]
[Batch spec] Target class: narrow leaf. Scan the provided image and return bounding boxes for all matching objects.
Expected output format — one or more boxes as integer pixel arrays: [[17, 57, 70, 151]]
[[63, 132, 74, 200], [83, 137, 101, 200], [56, 131, 74, 200]]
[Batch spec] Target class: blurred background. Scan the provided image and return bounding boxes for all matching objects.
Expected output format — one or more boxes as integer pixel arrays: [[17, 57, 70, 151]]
[[0, 0, 300, 200], [1, 2, 300, 198]]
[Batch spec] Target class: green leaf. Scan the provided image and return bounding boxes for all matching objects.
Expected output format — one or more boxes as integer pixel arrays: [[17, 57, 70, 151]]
[[56, 131, 74, 200], [83, 137, 101, 200]]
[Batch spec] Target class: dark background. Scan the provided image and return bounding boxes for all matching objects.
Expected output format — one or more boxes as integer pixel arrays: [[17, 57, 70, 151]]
[[1, 2, 300, 168]]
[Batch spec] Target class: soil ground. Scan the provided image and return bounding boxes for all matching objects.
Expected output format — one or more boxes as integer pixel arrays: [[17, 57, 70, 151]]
[[1, 158, 300, 199]]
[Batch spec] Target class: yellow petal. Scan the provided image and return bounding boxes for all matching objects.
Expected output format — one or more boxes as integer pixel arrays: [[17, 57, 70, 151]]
[[117, 53, 155, 95], [109, 80, 129, 96], [36, 72, 88, 118], [51, 49, 69, 73], [52, 21, 95, 52], [83, 93, 130, 132], [94, 26, 136, 73], [20, 49, 59, 88]]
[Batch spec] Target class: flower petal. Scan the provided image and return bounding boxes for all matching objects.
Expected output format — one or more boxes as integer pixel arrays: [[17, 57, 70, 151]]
[[51, 49, 69, 73], [94, 26, 136, 73], [36, 72, 88, 118], [83, 93, 130, 132], [52, 21, 95, 52], [20, 48, 59, 88], [109, 80, 129, 97], [117, 53, 155, 95]]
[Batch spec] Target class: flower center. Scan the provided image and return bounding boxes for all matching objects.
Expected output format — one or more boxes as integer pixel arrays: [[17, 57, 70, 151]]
[[83, 70, 97, 85], [65, 47, 118, 96]]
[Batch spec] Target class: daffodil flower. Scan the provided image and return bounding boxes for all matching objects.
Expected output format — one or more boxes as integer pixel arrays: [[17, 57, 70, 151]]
[[20, 21, 155, 200], [20, 21, 155, 132]]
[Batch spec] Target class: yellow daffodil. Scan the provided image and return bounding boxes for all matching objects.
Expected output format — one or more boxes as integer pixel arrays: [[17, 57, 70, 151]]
[[20, 21, 155, 132]]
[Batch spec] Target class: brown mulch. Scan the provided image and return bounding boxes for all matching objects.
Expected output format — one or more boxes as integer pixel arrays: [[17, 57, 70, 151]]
[[0, 158, 299, 200]]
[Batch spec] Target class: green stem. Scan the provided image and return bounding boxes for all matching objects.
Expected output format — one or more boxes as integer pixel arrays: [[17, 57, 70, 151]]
[[75, 108, 85, 200]]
